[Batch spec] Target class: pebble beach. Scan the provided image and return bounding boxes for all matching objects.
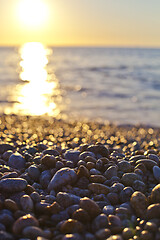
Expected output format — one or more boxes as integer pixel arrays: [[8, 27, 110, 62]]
[[0, 114, 160, 240]]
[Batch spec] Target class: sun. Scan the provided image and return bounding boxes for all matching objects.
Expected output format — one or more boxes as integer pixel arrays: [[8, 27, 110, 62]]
[[18, 0, 49, 27]]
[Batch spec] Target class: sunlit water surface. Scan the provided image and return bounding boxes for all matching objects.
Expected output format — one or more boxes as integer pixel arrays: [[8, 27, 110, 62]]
[[0, 43, 160, 126]]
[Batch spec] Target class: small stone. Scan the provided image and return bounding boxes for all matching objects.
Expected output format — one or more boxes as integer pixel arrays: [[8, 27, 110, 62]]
[[8, 153, 26, 170], [79, 151, 96, 161], [72, 208, 90, 223], [90, 175, 106, 183], [0, 178, 27, 193], [144, 221, 157, 232], [28, 165, 40, 181], [153, 166, 160, 182], [119, 187, 134, 203], [130, 191, 147, 217], [136, 159, 157, 170], [22, 226, 45, 239], [48, 168, 77, 191], [40, 170, 52, 189], [122, 227, 134, 239], [117, 161, 132, 173], [64, 150, 80, 164], [92, 214, 108, 232], [13, 214, 39, 235], [132, 180, 146, 193], [95, 228, 111, 240], [107, 193, 119, 205], [60, 219, 84, 234], [41, 154, 56, 168], [42, 149, 59, 156], [46, 201, 61, 214], [108, 215, 122, 227], [77, 165, 90, 178], [4, 199, 19, 212], [146, 203, 160, 219], [0, 231, 14, 240], [104, 166, 117, 180], [150, 184, 160, 203], [103, 205, 114, 216], [56, 192, 80, 208], [80, 197, 101, 219], [0, 144, 14, 154], [88, 183, 110, 194], [62, 233, 82, 240], [121, 173, 139, 186], [140, 230, 153, 240], [20, 195, 34, 213]]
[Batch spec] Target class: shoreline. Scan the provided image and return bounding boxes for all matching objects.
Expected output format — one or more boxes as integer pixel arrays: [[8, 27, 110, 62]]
[[0, 114, 160, 239]]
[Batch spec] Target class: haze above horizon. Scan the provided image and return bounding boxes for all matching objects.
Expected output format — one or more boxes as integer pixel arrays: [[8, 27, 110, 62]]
[[1, 0, 160, 47]]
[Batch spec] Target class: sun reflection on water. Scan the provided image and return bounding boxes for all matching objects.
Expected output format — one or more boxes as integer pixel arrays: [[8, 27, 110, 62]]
[[6, 42, 61, 116]]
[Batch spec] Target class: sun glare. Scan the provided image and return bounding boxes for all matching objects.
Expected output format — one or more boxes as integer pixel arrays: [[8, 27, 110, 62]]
[[18, 0, 49, 27]]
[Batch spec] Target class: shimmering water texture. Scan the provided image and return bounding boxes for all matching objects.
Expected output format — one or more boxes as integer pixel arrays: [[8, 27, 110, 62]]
[[0, 44, 160, 126]]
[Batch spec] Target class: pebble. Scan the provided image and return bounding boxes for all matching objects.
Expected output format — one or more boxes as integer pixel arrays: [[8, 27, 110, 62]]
[[103, 205, 114, 216], [0, 178, 27, 192], [150, 183, 160, 203], [153, 166, 160, 182], [41, 154, 56, 168], [20, 195, 34, 213], [48, 167, 77, 191], [117, 160, 132, 173], [104, 166, 117, 180], [0, 143, 14, 154], [64, 150, 80, 164], [60, 219, 84, 234], [90, 175, 106, 183], [88, 183, 110, 194], [28, 165, 40, 181], [40, 170, 52, 189], [132, 180, 146, 193], [92, 213, 108, 232], [146, 203, 160, 219], [8, 153, 26, 170], [79, 151, 96, 161], [95, 228, 111, 240], [136, 159, 157, 170], [12, 214, 39, 235], [22, 226, 45, 239], [56, 192, 80, 208], [121, 173, 140, 186], [79, 197, 101, 219], [130, 191, 147, 217]]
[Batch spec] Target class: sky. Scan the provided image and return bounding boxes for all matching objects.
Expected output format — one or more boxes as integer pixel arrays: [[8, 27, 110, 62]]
[[0, 0, 160, 47]]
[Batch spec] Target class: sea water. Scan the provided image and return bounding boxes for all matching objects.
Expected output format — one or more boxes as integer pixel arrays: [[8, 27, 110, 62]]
[[0, 46, 160, 126]]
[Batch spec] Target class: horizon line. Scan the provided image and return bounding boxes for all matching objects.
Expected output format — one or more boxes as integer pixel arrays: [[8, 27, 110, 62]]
[[0, 43, 160, 49]]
